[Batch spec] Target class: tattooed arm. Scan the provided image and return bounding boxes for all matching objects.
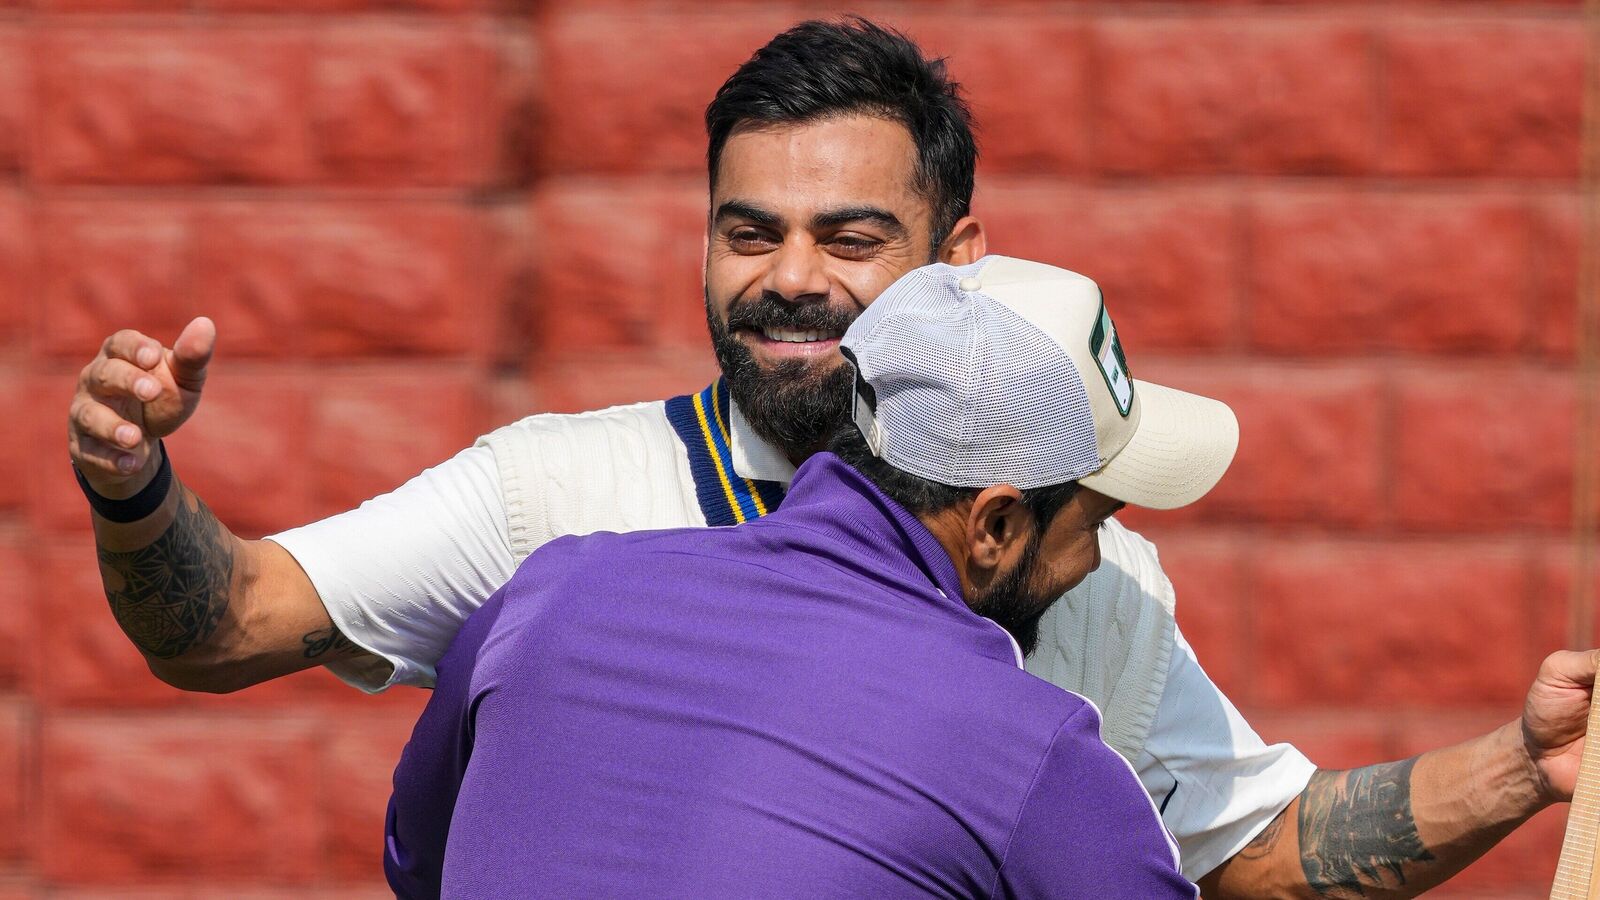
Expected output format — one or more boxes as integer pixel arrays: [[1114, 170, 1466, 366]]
[[90, 444, 367, 692], [1200, 648, 1599, 897], [74, 323, 368, 692]]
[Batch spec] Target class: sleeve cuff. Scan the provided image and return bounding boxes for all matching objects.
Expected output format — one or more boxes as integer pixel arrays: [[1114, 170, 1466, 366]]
[[262, 533, 435, 693], [1187, 749, 1317, 881]]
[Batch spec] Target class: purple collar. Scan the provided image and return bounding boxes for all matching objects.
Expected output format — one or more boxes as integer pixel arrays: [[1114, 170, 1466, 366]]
[[761, 452, 971, 619]]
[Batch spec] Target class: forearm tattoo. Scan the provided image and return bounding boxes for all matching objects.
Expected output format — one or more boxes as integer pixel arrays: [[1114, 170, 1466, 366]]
[[97, 488, 234, 660], [1298, 760, 1435, 897], [301, 626, 354, 659]]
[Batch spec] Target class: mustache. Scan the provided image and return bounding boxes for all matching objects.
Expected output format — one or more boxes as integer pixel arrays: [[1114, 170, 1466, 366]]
[[724, 293, 859, 334]]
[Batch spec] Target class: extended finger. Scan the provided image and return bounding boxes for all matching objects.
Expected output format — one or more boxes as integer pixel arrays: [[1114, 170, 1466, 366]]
[[69, 396, 145, 450], [86, 358, 163, 402], [101, 329, 164, 369]]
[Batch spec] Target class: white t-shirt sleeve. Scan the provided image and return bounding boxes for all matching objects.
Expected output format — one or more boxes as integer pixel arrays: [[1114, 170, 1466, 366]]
[[1135, 627, 1317, 881], [266, 444, 516, 692]]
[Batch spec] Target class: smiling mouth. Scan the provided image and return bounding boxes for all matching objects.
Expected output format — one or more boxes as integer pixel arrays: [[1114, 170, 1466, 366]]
[[757, 326, 844, 344]]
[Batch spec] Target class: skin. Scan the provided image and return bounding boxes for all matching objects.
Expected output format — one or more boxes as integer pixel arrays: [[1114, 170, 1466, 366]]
[[706, 115, 984, 457], [920, 485, 1124, 617], [67, 111, 1597, 896]]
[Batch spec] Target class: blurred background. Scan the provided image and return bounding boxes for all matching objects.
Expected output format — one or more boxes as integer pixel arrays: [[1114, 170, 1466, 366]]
[[0, 0, 1595, 896]]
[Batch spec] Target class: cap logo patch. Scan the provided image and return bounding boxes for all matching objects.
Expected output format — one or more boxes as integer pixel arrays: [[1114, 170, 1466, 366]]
[[1089, 301, 1133, 416]]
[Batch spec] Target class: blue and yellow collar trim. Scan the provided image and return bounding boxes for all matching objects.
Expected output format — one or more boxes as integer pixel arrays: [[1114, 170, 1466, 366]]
[[665, 380, 787, 526]]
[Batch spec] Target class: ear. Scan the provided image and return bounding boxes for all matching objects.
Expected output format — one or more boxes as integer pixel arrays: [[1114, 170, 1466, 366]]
[[964, 484, 1030, 578], [701, 230, 711, 288], [939, 215, 987, 266]]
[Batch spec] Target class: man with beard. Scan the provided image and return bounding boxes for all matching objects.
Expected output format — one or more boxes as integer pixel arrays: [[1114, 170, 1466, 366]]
[[68, 16, 1598, 898], [385, 257, 1206, 898]]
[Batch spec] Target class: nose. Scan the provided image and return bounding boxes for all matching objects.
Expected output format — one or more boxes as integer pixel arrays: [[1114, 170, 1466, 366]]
[[761, 238, 831, 303]]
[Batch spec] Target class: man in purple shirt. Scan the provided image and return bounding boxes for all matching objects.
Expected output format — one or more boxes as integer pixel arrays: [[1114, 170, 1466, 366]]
[[386, 257, 1235, 897]]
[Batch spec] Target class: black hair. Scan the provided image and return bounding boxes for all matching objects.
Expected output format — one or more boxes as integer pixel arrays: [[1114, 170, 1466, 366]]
[[705, 16, 978, 255], [828, 425, 1081, 531]]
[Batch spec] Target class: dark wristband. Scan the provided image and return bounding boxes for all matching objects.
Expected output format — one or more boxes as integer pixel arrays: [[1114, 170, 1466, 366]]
[[74, 441, 174, 523]]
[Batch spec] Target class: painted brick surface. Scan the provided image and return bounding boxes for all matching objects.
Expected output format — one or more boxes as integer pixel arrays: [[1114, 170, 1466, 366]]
[[1247, 191, 1533, 355], [910, 16, 1091, 175], [0, 534, 31, 689], [1253, 540, 1535, 708], [1092, 19, 1374, 175], [532, 181, 710, 357], [39, 717, 320, 883], [979, 184, 1240, 351], [0, 28, 27, 176], [35, 30, 313, 185], [36, 202, 197, 361], [192, 202, 488, 360], [0, 700, 30, 864], [1394, 368, 1575, 532], [321, 713, 423, 880], [0, 191, 30, 349], [307, 367, 489, 518], [0, 4, 1591, 896], [1382, 22, 1585, 178]]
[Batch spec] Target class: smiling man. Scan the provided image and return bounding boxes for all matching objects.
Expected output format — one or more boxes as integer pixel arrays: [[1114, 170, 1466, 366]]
[[68, 17, 1598, 897]]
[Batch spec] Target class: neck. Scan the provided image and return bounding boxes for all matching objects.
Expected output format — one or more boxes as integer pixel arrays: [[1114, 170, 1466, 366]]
[[917, 506, 977, 606], [784, 442, 828, 470]]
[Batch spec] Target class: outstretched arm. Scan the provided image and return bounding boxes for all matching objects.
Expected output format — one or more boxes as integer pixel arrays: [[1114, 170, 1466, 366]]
[[1201, 649, 1596, 897], [73, 321, 369, 692]]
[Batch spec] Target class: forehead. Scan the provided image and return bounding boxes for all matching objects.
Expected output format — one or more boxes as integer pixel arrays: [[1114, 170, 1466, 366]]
[[712, 114, 927, 221]]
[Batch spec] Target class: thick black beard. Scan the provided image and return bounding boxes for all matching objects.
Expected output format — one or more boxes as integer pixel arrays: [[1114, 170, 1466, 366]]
[[968, 531, 1055, 658], [706, 290, 858, 460]]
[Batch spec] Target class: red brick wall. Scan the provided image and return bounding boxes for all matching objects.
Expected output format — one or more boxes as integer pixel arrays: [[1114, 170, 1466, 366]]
[[0, 1, 1592, 895]]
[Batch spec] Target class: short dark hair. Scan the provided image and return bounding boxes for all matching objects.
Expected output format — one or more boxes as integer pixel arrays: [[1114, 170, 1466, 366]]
[[828, 425, 1080, 531], [705, 17, 978, 254]]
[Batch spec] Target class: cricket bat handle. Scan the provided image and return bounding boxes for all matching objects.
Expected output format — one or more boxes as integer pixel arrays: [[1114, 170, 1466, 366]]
[[1552, 695, 1600, 899]]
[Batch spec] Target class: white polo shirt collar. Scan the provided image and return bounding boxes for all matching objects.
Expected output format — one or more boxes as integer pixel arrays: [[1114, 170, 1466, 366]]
[[728, 400, 799, 486]]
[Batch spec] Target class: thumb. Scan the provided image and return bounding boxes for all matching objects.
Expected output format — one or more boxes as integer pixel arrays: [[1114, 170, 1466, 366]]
[[1539, 648, 1600, 690], [170, 316, 216, 392]]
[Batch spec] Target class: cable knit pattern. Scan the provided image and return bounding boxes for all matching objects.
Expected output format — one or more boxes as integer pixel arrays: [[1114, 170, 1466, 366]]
[[1025, 519, 1177, 764], [478, 400, 705, 563]]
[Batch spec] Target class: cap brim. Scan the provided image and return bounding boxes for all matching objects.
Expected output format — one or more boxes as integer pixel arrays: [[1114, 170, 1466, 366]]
[[1076, 381, 1238, 510]]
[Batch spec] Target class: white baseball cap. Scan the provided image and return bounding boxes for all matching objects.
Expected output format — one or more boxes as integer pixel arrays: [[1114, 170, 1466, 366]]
[[840, 256, 1238, 509]]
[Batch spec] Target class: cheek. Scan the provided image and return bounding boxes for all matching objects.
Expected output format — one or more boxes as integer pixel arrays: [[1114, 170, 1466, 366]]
[[1041, 533, 1101, 592], [838, 260, 915, 308], [706, 253, 762, 314]]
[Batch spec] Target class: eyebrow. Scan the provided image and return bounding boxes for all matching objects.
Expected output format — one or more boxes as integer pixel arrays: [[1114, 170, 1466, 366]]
[[810, 205, 907, 238], [713, 201, 909, 239], [714, 200, 782, 227]]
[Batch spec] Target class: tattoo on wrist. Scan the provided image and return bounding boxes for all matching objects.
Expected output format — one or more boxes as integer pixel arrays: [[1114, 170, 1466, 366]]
[[1298, 759, 1435, 897], [301, 626, 354, 659], [97, 488, 234, 660]]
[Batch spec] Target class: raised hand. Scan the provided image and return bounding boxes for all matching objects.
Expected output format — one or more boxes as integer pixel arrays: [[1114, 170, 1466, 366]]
[[68, 316, 217, 492]]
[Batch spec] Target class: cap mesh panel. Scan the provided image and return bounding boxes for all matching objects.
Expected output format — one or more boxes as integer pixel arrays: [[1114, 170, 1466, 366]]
[[843, 261, 1101, 490]]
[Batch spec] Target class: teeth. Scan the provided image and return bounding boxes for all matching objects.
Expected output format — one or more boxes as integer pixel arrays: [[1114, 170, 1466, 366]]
[[762, 327, 837, 343]]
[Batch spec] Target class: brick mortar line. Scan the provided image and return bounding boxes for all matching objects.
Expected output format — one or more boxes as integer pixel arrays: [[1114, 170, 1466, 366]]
[[4, 178, 1589, 200], [1136, 524, 1583, 548], [5, 10, 535, 30], [539, 3, 1586, 25]]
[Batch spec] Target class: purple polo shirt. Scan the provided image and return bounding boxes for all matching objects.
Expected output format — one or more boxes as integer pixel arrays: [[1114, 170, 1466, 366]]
[[385, 453, 1195, 899]]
